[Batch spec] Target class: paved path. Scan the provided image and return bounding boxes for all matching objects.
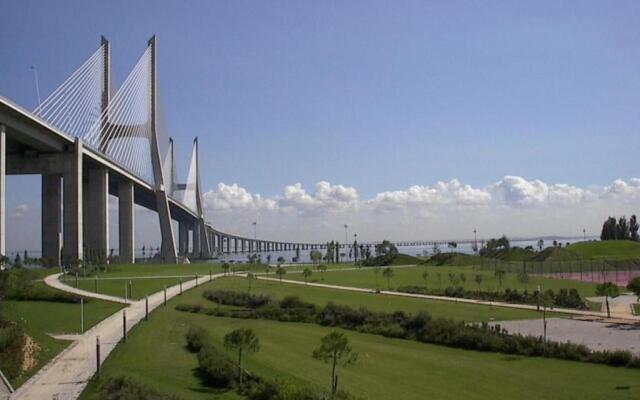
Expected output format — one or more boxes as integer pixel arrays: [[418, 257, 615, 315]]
[[491, 318, 640, 355], [11, 273, 221, 400], [587, 293, 638, 316], [255, 275, 640, 321]]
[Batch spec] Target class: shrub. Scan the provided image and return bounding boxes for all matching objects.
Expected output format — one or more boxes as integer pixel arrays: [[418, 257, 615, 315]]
[[0, 321, 25, 379], [197, 345, 236, 388], [99, 376, 183, 400], [203, 290, 271, 308], [185, 326, 209, 353]]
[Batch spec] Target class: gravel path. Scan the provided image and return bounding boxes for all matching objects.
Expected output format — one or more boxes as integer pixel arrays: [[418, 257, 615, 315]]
[[11, 272, 221, 400], [492, 318, 640, 355]]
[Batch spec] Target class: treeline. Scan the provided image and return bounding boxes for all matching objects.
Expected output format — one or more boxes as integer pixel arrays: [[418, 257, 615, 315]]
[[176, 290, 640, 370], [601, 215, 639, 241]]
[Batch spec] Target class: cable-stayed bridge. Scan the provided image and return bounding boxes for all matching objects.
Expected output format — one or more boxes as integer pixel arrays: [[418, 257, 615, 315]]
[[0, 36, 328, 265]]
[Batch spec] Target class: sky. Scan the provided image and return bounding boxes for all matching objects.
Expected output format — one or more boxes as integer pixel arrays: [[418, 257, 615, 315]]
[[1, 1, 640, 252]]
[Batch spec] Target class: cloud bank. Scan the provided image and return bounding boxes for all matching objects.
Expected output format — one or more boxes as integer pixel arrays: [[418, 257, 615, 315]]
[[202, 176, 640, 242]]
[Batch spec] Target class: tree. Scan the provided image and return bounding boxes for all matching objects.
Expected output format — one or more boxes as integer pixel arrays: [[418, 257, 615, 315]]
[[537, 239, 544, 251], [631, 215, 640, 241], [382, 267, 394, 289], [617, 216, 630, 240], [277, 256, 285, 265], [318, 264, 327, 280], [303, 268, 312, 284], [312, 331, 357, 394], [222, 263, 230, 276], [494, 269, 506, 292], [627, 276, 640, 301], [517, 271, 530, 290], [223, 328, 260, 385], [276, 266, 286, 283], [596, 282, 620, 318], [421, 271, 428, 288], [540, 291, 554, 348], [353, 240, 359, 262], [246, 273, 256, 292], [459, 273, 466, 285], [474, 274, 483, 291], [375, 240, 398, 257], [310, 250, 322, 264], [447, 242, 457, 253]]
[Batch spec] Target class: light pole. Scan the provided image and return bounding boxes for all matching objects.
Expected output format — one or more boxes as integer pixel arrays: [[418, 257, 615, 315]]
[[344, 224, 348, 250], [583, 228, 586, 242], [473, 229, 478, 253], [252, 221, 257, 240]]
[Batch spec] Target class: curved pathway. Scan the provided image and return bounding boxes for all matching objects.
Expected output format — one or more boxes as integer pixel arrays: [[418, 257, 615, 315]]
[[11, 272, 223, 400]]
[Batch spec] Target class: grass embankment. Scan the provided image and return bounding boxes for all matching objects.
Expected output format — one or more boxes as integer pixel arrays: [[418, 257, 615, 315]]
[[71, 276, 183, 300], [567, 240, 640, 260], [80, 278, 640, 400], [286, 265, 599, 299], [208, 277, 550, 321], [1, 272, 124, 388]]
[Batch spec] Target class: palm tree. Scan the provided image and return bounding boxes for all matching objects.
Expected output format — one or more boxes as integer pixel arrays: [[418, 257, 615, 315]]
[[303, 268, 312, 284], [223, 328, 260, 385], [596, 281, 620, 318], [312, 331, 358, 394], [382, 267, 394, 290], [276, 266, 286, 283], [494, 269, 506, 292]]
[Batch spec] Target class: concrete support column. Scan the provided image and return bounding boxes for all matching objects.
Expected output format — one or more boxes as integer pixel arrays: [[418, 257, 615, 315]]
[[193, 224, 201, 257], [226, 236, 231, 253], [234, 238, 238, 253], [85, 167, 109, 260], [63, 139, 83, 264], [118, 181, 134, 264], [42, 174, 62, 266], [178, 221, 189, 255], [0, 126, 5, 258]]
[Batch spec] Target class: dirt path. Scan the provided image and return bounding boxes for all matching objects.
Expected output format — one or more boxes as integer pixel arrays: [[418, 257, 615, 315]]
[[11, 272, 221, 400]]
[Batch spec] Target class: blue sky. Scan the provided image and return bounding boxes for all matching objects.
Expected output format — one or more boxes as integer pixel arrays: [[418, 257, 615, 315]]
[[1, 1, 640, 249]]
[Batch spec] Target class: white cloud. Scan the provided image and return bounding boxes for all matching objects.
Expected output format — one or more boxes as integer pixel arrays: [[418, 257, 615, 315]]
[[369, 179, 491, 209], [13, 204, 29, 218]]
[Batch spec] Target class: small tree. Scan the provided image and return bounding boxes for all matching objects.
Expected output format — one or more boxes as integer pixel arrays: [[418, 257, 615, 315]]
[[246, 272, 256, 292], [277, 256, 285, 265], [382, 267, 394, 289], [312, 331, 358, 394], [318, 264, 327, 280], [223, 328, 260, 385], [627, 276, 640, 302], [303, 268, 312, 285], [276, 266, 286, 283], [540, 291, 554, 349], [596, 281, 620, 318], [421, 271, 428, 289], [310, 250, 322, 264], [517, 271, 529, 291], [494, 269, 506, 292], [474, 274, 483, 291], [459, 273, 466, 286], [222, 263, 230, 276]]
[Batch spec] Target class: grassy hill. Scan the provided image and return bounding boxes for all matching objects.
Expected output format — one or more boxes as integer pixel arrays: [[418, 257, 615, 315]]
[[424, 252, 483, 266], [566, 240, 640, 260], [529, 246, 581, 262]]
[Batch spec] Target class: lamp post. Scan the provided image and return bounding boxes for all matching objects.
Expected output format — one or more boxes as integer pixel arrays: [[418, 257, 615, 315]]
[[473, 229, 478, 253], [344, 225, 348, 250], [253, 221, 257, 240], [583, 228, 586, 242]]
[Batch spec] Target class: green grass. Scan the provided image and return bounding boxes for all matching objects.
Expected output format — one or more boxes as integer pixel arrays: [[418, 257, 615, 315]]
[[80, 279, 640, 400], [633, 304, 640, 316], [206, 277, 550, 322], [71, 276, 183, 300], [567, 240, 640, 260], [1, 281, 124, 388], [286, 265, 600, 298], [587, 301, 603, 312]]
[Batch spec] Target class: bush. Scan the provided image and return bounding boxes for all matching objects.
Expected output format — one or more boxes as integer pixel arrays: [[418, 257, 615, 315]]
[[99, 376, 183, 400], [185, 326, 209, 353], [0, 321, 25, 379], [197, 345, 236, 388], [203, 290, 271, 308]]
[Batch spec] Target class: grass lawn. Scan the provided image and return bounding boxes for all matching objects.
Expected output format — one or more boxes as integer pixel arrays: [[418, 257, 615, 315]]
[[70, 276, 183, 300], [285, 265, 600, 298], [80, 280, 640, 400], [208, 277, 551, 322], [1, 282, 124, 388], [634, 304, 640, 316], [567, 240, 640, 260]]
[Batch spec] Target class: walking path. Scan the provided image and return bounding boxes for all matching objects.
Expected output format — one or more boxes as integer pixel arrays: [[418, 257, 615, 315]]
[[11, 272, 222, 400], [255, 275, 640, 322]]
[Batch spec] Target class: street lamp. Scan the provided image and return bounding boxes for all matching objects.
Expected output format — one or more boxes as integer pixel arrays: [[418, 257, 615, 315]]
[[252, 221, 257, 240], [473, 229, 478, 253], [583, 228, 586, 242], [344, 224, 348, 249]]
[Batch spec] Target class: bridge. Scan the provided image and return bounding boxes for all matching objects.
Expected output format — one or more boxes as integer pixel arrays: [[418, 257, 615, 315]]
[[0, 36, 332, 266]]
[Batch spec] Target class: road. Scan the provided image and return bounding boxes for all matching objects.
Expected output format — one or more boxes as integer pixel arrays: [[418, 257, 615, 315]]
[[11, 272, 221, 400]]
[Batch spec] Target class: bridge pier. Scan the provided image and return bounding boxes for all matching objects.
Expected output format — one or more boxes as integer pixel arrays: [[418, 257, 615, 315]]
[[193, 223, 201, 257], [41, 174, 61, 266], [178, 221, 189, 256], [62, 139, 83, 265], [84, 167, 109, 260], [118, 181, 134, 263], [0, 126, 5, 258]]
